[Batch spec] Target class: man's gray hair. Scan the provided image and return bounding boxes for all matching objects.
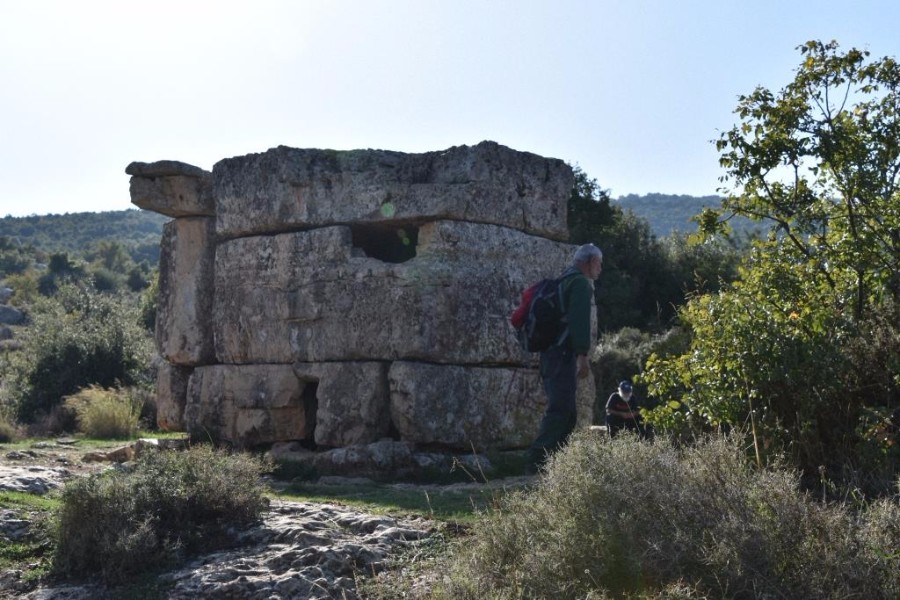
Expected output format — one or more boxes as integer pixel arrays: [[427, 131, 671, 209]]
[[573, 243, 603, 265]]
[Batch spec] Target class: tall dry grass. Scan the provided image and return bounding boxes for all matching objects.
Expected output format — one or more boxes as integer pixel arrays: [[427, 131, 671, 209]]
[[63, 385, 140, 439]]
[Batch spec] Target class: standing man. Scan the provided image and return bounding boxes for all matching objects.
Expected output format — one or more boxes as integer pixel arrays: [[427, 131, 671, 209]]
[[525, 243, 602, 474]]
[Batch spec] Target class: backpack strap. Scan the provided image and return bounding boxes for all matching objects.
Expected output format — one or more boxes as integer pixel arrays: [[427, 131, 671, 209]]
[[553, 267, 581, 347]]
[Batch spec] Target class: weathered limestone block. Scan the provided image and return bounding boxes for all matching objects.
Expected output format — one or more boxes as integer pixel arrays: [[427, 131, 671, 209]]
[[132, 142, 590, 452], [156, 361, 192, 431], [126, 160, 214, 217], [388, 361, 595, 449], [185, 365, 309, 446], [212, 141, 573, 240], [292, 362, 391, 447], [214, 221, 578, 365], [157, 217, 216, 365]]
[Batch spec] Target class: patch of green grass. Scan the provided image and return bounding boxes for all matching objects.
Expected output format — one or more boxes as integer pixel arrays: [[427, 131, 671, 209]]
[[0, 539, 52, 575], [0, 490, 60, 512], [357, 525, 458, 600], [0, 491, 57, 585], [275, 480, 524, 523]]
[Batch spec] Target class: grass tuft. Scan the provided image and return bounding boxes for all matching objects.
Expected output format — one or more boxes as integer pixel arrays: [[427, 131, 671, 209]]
[[64, 385, 140, 439]]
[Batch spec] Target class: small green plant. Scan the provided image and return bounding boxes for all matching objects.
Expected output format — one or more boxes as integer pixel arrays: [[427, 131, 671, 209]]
[[64, 385, 141, 439], [51, 445, 271, 584]]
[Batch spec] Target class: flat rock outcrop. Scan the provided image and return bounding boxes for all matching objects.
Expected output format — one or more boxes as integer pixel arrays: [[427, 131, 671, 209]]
[[16, 498, 438, 600], [130, 141, 596, 453]]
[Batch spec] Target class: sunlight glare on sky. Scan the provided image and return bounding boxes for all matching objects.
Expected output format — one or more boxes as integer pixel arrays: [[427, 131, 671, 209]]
[[0, 0, 897, 216]]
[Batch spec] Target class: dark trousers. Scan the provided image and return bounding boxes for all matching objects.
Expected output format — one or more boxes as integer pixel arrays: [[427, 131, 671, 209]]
[[606, 415, 639, 437], [525, 345, 578, 472]]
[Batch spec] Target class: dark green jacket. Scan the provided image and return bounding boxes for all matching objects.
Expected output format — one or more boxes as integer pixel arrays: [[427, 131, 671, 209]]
[[560, 267, 593, 355]]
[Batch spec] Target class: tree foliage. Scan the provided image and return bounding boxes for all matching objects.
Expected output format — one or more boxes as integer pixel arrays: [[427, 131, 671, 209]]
[[10, 285, 154, 422], [645, 41, 900, 481], [0, 236, 36, 278], [616, 192, 762, 238], [0, 209, 166, 262], [568, 166, 740, 332], [713, 39, 900, 320]]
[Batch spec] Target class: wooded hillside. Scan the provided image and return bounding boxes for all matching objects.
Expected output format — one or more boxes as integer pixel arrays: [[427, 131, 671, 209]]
[[615, 193, 761, 238], [0, 209, 168, 257]]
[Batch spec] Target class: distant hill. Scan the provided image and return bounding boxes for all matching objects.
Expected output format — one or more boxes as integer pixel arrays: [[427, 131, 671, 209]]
[[0, 197, 763, 264], [0, 209, 168, 265], [614, 193, 763, 238]]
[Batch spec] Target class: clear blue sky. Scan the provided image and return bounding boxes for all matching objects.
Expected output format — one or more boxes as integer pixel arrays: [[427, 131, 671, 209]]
[[1, 1, 897, 217]]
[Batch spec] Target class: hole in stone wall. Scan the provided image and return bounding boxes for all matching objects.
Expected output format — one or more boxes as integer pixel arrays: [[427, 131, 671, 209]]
[[298, 381, 319, 450], [351, 224, 418, 263], [386, 417, 401, 441]]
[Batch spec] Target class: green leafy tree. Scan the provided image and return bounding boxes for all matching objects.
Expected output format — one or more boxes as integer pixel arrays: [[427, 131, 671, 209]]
[[0, 236, 33, 277], [87, 240, 134, 275], [713, 39, 900, 321], [568, 166, 669, 331], [645, 41, 900, 479], [11, 285, 153, 422], [39, 252, 87, 295], [139, 274, 159, 331], [125, 263, 152, 292], [90, 267, 121, 293]]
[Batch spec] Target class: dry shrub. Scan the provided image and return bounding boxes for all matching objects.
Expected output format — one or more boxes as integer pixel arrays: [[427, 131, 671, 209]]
[[64, 385, 140, 439], [0, 410, 18, 442], [436, 433, 900, 599], [52, 444, 271, 583]]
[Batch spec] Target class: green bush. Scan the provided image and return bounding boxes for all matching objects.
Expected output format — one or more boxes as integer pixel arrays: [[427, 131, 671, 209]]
[[0, 411, 17, 443], [64, 386, 140, 439], [138, 275, 158, 332], [90, 267, 121, 293], [642, 245, 867, 473], [436, 434, 900, 599], [52, 445, 271, 583], [11, 285, 153, 422]]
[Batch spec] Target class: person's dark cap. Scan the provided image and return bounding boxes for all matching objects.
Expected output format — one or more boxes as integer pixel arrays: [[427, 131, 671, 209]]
[[619, 380, 632, 391]]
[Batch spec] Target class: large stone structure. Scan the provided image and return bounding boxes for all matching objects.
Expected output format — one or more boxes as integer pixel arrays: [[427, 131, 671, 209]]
[[128, 141, 595, 451]]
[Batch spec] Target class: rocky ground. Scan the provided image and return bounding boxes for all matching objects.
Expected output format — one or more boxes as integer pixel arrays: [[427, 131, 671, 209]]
[[0, 438, 532, 599]]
